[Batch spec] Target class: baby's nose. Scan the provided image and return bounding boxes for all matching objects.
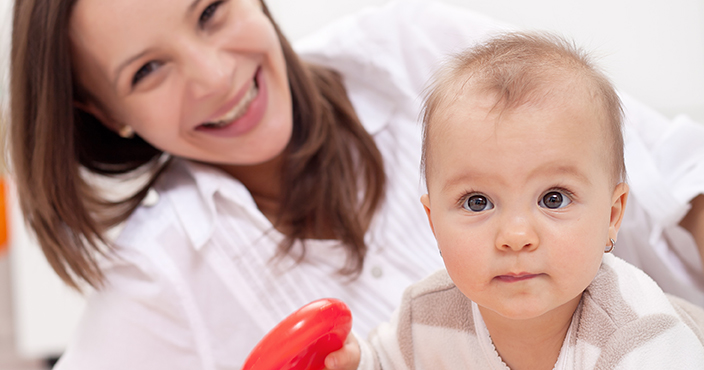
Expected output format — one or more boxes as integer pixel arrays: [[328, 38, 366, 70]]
[[495, 213, 539, 252]]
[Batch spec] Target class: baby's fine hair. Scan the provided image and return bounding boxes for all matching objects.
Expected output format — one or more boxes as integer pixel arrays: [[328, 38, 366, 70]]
[[421, 32, 625, 184]]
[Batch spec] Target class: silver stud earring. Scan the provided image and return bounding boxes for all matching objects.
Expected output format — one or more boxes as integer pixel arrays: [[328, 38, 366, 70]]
[[604, 238, 615, 253], [118, 125, 135, 139]]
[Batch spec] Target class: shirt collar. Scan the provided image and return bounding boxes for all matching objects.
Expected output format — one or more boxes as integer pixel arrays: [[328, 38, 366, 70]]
[[159, 159, 262, 251]]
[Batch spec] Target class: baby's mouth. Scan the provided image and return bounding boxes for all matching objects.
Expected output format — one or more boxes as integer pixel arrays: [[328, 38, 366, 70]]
[[200, 77, 259, 129], [495, 273, 542, 283]]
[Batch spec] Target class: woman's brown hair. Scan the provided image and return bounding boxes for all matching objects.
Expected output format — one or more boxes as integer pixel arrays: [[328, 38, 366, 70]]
[[10, 0, 385, 290]]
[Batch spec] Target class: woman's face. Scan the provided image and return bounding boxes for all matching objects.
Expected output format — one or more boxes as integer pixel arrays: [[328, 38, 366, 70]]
[[69, 0, 293, 166]]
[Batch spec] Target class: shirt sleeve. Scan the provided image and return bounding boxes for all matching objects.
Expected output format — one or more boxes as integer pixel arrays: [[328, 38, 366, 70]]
[[354, 0, 514, 98], [618, 93, 704, 305], [295, 0, 512, 134], [622, 93, 704, 229]]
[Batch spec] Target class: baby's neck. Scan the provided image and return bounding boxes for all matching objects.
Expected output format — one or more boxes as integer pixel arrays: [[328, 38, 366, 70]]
[[479, 294, 582, 370]]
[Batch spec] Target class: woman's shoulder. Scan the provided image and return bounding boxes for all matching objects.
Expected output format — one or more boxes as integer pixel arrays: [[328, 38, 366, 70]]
[[294, 1, 511, 137], [295, 0, 509, 58], [294, 0, 510, 103]]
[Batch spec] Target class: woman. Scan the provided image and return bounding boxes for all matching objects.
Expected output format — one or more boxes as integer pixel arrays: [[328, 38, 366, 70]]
[[9, 0, 704, 368]]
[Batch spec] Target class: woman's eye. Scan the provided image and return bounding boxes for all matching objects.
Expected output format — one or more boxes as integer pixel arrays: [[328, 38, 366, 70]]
[[132, 61, 160, 86], [539, 191, 572, 209], [199, 1, 223, 26], [463, 195, 494, 212]]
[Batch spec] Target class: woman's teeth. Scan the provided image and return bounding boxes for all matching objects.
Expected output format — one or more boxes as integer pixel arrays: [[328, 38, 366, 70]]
[[202, 82, 259, 128]]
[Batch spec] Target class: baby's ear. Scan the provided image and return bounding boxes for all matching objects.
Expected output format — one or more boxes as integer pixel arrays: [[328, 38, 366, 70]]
[[420, 194, 436, 236], [608, 182, 629, 240]]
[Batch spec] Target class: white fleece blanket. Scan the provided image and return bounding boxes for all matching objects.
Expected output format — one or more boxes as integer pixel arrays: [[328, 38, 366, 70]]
[[357, 253, 704, 369]]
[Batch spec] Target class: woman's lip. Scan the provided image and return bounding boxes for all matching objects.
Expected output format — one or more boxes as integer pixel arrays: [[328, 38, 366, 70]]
[[205, 70, 257, 123], [494, 273, 542, 283], [195, 67, 267, 137]]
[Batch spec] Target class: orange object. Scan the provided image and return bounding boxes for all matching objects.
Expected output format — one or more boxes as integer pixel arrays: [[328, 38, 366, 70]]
[[0, 178, 7, 253]]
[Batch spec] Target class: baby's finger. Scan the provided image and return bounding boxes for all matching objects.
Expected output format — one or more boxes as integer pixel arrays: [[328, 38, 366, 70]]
[[324, 335, 361, 370]]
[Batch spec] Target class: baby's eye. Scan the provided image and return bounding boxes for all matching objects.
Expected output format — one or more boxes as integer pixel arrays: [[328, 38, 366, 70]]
[[539, 191, 571, 209], [463, 194, 494, 212], [132, 61, 161, 86]]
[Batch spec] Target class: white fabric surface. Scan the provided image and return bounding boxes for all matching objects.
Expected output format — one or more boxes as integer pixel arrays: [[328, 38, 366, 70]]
[[54, 1, 704, 369]]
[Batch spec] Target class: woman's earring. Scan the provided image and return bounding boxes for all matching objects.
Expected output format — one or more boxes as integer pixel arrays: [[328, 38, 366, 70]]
[[604, 238, 615, 253], [118, 125, 135, 139]]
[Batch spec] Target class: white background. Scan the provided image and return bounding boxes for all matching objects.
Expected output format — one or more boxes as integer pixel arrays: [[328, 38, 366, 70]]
[[0, 0, 703, 359], [265, 0, 704, 122]]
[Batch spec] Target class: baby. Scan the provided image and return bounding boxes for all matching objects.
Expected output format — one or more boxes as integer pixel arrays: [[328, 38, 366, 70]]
[[324, 32, 704, 369]]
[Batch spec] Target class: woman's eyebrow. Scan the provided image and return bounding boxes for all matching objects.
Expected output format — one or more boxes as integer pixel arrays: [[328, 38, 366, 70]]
[[111, 0, 203, 89], [188, 0, 204, 14]]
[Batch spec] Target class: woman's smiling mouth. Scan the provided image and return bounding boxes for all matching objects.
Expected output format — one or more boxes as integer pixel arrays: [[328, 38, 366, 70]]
[[196, 67, 268, 137], [201, 79, 259, 128]]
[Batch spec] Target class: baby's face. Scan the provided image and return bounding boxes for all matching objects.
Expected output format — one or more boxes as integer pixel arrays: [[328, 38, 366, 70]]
[[421, 87, 627, 322]]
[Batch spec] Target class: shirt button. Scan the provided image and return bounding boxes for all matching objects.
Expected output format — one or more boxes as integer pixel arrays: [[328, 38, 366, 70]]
[[141, 188, 160, 207], [371, 266, 383, 278]]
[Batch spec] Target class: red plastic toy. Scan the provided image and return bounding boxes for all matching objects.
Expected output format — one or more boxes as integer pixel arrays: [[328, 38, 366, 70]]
[[242, 298, 353, 370]]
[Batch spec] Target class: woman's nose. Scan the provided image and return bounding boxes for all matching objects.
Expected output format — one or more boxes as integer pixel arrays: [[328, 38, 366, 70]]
[[495, 210, 539, 252], [184, 43, 235, 99]]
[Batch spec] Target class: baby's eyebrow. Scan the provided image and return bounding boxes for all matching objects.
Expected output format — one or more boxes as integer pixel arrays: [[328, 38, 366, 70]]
[[441, 172, 480, 193], [529, 164, 592, 185], [439, 164, 591, 193]]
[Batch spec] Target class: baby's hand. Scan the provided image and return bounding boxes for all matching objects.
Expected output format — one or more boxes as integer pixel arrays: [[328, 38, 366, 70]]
[[324, 333, 361, 370]]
